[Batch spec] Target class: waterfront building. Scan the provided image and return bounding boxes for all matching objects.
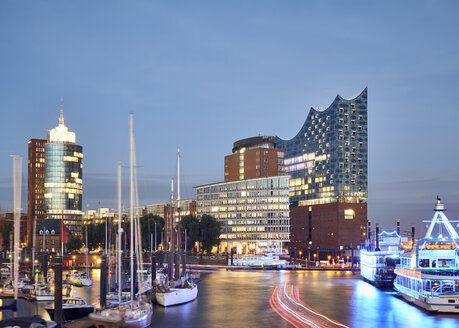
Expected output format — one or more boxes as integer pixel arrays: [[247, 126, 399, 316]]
[[83, 208, 117, 225], [44, 102, 83, 236], [196, 175, 290, 254], [275, 88, 368, 255], [224, 136, 284, 181], [129, 199, 197, 219], [35, 219, 71, 253], [27, 138, 47, 248]]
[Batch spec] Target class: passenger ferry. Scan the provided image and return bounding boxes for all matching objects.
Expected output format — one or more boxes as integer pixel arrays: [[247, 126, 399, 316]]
[[233, 253, 288, 268], [360, 229, 403, 287], [394, 197, 459, 312]]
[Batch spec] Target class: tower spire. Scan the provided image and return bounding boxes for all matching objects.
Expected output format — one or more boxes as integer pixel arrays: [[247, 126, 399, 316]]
[[59, 96, 64, 125]]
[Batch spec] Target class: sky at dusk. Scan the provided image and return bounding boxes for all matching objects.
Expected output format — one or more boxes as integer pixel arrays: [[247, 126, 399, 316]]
[[1, 1, 459, 234]]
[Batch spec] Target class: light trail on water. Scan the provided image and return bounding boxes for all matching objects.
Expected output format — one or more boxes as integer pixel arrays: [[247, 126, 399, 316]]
[[270, 284, 349, 328]]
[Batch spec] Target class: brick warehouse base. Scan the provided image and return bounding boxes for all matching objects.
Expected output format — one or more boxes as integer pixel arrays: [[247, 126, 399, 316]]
[[289, 202, 367, 256]]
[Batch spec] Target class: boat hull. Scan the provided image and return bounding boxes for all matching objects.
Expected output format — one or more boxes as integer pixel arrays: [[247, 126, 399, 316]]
[[125, 312, 152, 328], [397, 291, 459, 313], [32, 295, 54, 301], [156, 285, 198, 307], [46, 306, 94, 321]]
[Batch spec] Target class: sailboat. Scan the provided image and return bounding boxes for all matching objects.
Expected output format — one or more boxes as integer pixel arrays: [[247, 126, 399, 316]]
[[67, 229, 92, 287], [90, 113, 152, 328], [154, 149, 198, 307]]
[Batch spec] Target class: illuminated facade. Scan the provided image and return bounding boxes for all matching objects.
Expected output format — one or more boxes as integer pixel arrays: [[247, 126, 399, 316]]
[[44, 104, 83, 235], [196, 176, 290, 254], [224, 136, 285, 181], [275, 88, 368, 254], [27, 138, 47, 247], [275, 87, 368, 207]]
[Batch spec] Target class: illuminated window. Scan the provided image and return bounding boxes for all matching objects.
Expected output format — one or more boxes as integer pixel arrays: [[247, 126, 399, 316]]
[[344, 209, 354, 219]]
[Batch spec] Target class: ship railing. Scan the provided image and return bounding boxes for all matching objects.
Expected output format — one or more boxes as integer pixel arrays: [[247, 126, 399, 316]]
[[419, 269, 459, 276]]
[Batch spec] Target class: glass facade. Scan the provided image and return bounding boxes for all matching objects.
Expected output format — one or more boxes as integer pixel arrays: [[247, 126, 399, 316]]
[[275, 88, 368, 206], [196, 176, 290, 254], [44, 112, 83, 236]]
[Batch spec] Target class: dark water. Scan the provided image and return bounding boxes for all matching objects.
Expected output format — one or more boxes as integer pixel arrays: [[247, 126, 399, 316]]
[[1, 269, 458, 327]]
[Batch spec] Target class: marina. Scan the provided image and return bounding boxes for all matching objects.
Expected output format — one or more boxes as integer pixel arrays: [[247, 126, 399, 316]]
[[1, 269, 458, 328]]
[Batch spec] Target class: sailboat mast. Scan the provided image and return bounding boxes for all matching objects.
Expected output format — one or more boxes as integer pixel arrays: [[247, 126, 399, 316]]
[[85, 227, 89, 278], [177, 149, 180, 211], [117, 162, 122, 304], [129, 113, 135, 300], [32, 213, 37, 285], [176, 149, 181, 279], [12, 155, 22, 301], [169, 178, 174, 285]]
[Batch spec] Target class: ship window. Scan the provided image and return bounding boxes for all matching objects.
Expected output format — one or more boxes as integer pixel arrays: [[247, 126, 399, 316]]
[[425, 280, 431, 292], [438, 258, 453, 268], [442, 282, 453, 294], [432, 260, 436, 268], [419, 259, 429, 267]]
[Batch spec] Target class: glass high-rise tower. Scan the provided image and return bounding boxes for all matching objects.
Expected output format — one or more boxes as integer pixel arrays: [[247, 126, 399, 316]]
[[44, 102, 83, 236]]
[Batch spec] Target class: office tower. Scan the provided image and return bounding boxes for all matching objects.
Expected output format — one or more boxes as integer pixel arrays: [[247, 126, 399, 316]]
[[44, 101, 83, 236]]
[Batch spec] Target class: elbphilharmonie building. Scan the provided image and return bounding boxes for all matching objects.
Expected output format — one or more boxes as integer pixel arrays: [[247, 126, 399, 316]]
[[275, 88, 367, 207], [276, 88, 368, 251]]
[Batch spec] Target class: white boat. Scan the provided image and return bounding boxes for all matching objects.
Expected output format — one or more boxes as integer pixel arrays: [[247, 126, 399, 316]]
[[29, 283, 55, 301], [67, 271, 92, 287], [154, 149, 199, 307], [394, 197, 459, 312], [360, 228, 403, 287], [233, 253, 288, 268], [156, 283, 198, 307], [90, 299, 152, 328]]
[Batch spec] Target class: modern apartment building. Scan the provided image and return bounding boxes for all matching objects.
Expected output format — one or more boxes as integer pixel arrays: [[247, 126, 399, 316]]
[[224, 136, 284, 181], [196, 176, 290, 254], [27, 138, 47, 247]]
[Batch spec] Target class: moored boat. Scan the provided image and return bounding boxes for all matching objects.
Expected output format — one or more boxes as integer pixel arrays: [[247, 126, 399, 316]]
[[394, 197, 459, 312], [45, 294, 94, 321], [90, 299, 152, 328], [155, 283, 198, 307], [360, 226, 403, 287]]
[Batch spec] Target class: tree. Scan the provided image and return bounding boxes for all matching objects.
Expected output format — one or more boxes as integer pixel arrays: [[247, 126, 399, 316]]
[[139, 214, 164, 251], [180, 215, 200, 251], [199, 214, 221, 254], [66, 235, 83, 253], [0, 220, 12, 252]]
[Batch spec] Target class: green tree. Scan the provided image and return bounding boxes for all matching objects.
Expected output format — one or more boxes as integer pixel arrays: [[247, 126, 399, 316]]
[[0, 220, 12, 252], [66, 235, 83, 253], [180, 215, 200, 251], [199, 214, 221, 254], [139, 214, 164, 251], [85, 223, 105, 250]]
